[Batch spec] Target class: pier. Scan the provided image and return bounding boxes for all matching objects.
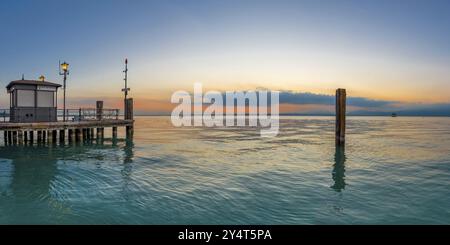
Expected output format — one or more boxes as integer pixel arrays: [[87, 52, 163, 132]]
[[0, 100, 134, 146]]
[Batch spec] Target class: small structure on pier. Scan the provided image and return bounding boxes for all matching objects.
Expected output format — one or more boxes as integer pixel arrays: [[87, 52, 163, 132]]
[[1, 61, 134, 146], [6, 78, 61, 123]]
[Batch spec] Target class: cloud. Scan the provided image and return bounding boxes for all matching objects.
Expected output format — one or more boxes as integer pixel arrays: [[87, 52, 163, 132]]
[[279, 91, 395, 108]]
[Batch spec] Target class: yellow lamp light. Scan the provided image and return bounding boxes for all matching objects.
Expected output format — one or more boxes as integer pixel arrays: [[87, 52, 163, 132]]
[[61, 62, 69, 72]]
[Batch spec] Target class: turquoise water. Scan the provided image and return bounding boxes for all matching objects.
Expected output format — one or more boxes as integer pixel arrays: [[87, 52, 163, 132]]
[[0, 116, 449, 224]]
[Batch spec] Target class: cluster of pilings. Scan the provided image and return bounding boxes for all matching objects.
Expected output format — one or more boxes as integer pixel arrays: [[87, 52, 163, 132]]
[[2, 127, 121, 146]]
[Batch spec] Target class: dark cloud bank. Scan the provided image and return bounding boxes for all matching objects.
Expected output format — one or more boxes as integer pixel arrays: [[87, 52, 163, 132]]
[[278, 91, 450, 116]]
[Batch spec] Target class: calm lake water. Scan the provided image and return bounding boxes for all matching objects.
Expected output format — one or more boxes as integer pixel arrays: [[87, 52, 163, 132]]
[[0, 116, 449, 224]]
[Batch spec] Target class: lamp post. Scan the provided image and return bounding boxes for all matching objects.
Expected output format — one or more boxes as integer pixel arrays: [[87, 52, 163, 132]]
[[59, 61, 69, 122]]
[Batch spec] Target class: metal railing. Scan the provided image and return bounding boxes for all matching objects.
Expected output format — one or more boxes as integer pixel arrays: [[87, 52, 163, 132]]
[[0, 109, 9, 122], [57, 108, 120, 121], [0, 108, 119, 122]]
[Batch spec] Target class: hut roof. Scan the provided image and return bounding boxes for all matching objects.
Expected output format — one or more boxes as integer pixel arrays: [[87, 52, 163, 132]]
[[6, 80, 62, 90]]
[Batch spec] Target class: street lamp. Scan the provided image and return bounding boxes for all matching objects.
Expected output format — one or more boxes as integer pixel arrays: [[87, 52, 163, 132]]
[[59, 61, 69, 122]]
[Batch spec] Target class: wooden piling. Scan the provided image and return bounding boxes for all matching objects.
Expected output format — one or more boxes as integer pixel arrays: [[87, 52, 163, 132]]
[[336, 88, 346, 145], [60, 130, 65, 143], [8, 131, 12, 145], [82, 128, 87, 141], [37, 131, 42, 143], [125, 98, 134, 138], [75, 128, 82, 142], [112, 127, 117, 138], [17, 131, 23, 145], [97, 128, 102, 139], [68, 129, 73, 142], [12, 131, 17, 145], [29, 131, 34, 144], [4, 131, 7, 145], [52, 130, 57, 143]]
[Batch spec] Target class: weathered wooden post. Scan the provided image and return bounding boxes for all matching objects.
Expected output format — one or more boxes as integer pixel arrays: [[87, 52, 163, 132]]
[[29, 131, 34, 144], [7, 131, 12, 145], [52, 130, 57, 143], [82, 128, 87, 141], [68, 129, 73, 142], [112, 127, 117, 138], [48, 130, 53, 144], [60, 130, 65, 143], [75, 128, 82, 142], [12, 131, 17, 145], [125, 98, 134, 138], [96, 101, 104, 121], [336, 88, 346, 146], [97, 128, 102, 139], [4, 131, 7, 145], [18, 131, 23, 145], [37, 131, 42, 143]]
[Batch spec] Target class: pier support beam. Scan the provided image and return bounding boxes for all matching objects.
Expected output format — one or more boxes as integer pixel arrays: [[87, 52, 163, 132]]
[[68, 129, 73, 142], [96, 128, 104, 140], [336, 88, 346, 146], [8, 131, 12, 145], [29, 131, 34, 144], [12, 131, 17, 145], [52, 130, 57, 143], [4, 131, 7, 145], [18, 131, 24, 145], [75, 129, 82, 142], [37, 131, 42, 143], [82, 128, 87, 141], [112, 127, 117, 138], [59, 130, 65, 144]]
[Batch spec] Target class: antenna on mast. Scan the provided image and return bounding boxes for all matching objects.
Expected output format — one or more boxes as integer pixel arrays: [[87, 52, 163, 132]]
[[122, 58, 130, 100]]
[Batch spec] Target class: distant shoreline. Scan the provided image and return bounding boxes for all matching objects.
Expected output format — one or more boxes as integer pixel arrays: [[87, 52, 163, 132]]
[[133, 114, 450, 117]]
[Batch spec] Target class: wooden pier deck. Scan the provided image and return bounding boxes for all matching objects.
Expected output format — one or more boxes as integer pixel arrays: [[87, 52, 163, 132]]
[[0, 119, 134, 145], [0, 99, 135, 146]]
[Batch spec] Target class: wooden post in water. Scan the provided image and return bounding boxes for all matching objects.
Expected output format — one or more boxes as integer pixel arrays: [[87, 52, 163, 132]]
[[23, 131, 28, 144], [68, 129, 73, 142], [112, 127, 117, 138], [4, 131, 7, 145], [335, 88, 346, 146], [29, 131, 34, 144], [75, 128, 82, 142], [125, 98, 134, 138], [18, 131, 23, 145], [96, 128, 102, 139], [60, 130, 65, 144], [52, 130, 57, 143], [12, 131, 17, 145], [8, 131, 12, 145], [37, 131, 42, 143]]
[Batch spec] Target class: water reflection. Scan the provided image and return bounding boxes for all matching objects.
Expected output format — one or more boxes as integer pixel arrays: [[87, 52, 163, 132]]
[[331, 145, 346, 192], [0, 138, 135, 204]]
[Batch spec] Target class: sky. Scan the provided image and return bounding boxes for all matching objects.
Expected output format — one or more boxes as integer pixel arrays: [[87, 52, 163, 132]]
[[0, 0, 449, 115]]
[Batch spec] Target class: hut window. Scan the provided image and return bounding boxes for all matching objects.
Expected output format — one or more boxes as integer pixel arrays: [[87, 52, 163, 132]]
[[17, 90, 35, 107], [37, 91, 54, 107]]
